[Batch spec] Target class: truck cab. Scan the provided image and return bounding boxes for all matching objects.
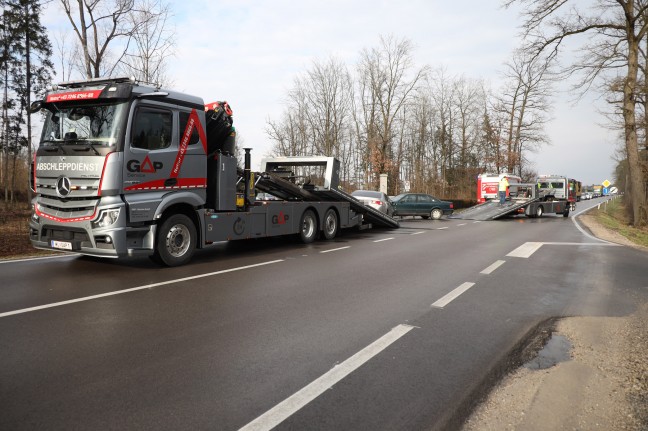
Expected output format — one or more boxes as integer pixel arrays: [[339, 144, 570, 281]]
[[29, 77, 209, 262]]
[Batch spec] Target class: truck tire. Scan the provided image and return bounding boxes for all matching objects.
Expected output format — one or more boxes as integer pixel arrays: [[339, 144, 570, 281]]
[[563, 208, 570, 218], [431, 208, 443, 220], [535, 205, 543, 218], [154, 214, 196, 266], [322, 208, 338, 240], [299, 209, 317, 243]]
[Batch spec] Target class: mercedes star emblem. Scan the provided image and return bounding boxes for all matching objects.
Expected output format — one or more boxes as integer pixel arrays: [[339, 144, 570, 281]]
[[56, 176, 71, 197]]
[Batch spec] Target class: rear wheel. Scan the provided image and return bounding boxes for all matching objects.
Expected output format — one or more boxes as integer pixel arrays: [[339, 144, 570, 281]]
[[563, 208, 570, 218], [299, 209, 317, 243], [154, 214, 196, 266], [431, 208, 443, 220], [322, 208, 338, 240], [535, 205, 544, 218]]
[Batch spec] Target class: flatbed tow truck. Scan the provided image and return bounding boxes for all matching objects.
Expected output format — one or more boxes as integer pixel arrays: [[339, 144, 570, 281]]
[[451, 176, 575, 221], [28, 77, 398, 266]]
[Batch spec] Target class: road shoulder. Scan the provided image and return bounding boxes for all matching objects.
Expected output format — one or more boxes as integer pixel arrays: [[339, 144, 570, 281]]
[[462, 214, 648, 431]]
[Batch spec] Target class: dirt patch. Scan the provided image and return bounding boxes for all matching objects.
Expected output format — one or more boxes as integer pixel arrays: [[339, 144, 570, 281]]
[[462, 215, 648, 430], [579, 213, 648, 251], [0, 208, 58, 260]]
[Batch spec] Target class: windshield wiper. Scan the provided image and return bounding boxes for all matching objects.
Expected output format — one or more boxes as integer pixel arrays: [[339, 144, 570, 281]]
[[40, 140, 65, 152], [77, 140, 101, 155]]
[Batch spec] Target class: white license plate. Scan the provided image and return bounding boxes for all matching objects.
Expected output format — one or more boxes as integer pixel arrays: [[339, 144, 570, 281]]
[[51, 240, 72, 250]]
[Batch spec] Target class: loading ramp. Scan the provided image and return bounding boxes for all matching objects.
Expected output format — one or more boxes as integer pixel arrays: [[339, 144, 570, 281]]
[[251, 156, 400, 229], [450, 198, 538, 221]]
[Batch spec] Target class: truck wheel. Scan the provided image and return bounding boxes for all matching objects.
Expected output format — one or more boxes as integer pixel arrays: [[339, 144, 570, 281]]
[[154, 214, 196, 266], [536, 206, 544, 218], [299, 209, 317, 243], [431, 208, 443, 220], [322, 208, 338, 240], [563, 208, 570, 218]]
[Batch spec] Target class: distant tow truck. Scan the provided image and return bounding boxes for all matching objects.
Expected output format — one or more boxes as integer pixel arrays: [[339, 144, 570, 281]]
[[452, 175, 576, 221]]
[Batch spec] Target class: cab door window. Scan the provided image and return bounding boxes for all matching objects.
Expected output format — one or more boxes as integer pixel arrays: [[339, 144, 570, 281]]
[[131, 107, 173, 150], [179, 111, 200, 146]]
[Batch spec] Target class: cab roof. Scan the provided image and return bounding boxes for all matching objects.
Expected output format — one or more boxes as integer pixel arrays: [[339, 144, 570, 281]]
[[44, 76, 204, 109]]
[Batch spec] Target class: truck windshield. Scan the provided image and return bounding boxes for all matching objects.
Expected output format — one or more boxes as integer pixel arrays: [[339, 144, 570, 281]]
[[40, 102, 127, 147]]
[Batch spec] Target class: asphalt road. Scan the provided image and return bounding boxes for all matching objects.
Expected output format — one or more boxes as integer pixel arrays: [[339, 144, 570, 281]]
[[1, 198, 646, 430]]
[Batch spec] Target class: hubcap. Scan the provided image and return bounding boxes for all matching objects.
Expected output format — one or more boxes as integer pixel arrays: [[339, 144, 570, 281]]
[[166, 224, 190, 257], [326, 215, 336, 234], [303, 217, 315, 238]]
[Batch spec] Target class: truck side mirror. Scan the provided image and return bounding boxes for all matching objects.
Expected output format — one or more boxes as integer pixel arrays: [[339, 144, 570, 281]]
[[29, 100, 42, 113]]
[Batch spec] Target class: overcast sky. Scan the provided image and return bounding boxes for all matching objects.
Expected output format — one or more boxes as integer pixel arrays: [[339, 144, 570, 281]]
[[42, 0, 618, 186]]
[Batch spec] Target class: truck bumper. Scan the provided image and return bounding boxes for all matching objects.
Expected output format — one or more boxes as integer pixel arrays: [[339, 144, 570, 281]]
[[29, 201, 155, 259]]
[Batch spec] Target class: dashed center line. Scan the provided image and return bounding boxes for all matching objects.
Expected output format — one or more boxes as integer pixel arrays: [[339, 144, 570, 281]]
[[431, 282, 475, 308], [410, 231, 425, 235], [373, 238, 394, 243], [437, 227, 449, 230], [480, 260, 506, 274], [320, 246, 351, 253]]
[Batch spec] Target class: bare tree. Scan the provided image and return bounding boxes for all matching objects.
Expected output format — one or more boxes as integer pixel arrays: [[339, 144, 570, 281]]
[[505, 0, 648, 226], [52, 30, 76, 82], [497, 50, 552, 176], [266, 57, 356, 182], [452, 76, 485, 196], [118, 0, 174, 86], [60, 0, 144, 78], [355, 35, 428, 193], [426, 67, 455, 195]]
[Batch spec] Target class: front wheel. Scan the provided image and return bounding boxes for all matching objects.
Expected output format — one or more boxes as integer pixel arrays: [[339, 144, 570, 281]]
[[431, 208, 443, 220], [299, 209, 317, 243], [563, 208, 570, 218], [154, 214, 196, 266], [322, 208, 339, 240]]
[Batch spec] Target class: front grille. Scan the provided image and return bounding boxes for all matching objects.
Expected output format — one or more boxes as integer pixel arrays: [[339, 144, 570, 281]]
[[39, 202, 96, 214], [36, 176, 100, 220]]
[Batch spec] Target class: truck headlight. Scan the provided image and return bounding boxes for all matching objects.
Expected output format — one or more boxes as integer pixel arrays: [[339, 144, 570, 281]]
[[92, 208, 120, 228], [31, 204, 39, 222]]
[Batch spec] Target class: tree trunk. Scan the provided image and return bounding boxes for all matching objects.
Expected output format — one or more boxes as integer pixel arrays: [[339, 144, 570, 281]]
[[624, 28, 646, 226], [25, 2, 33, 208]]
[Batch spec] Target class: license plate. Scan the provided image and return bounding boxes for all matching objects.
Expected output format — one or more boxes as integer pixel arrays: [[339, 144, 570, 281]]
[[51, 240, 72, 250]]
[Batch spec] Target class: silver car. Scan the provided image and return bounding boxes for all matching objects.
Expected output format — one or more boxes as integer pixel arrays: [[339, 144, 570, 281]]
[[351, 190, 394, 216]]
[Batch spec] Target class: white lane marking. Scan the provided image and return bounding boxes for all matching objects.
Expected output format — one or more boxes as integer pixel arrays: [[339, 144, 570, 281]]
[[572, 205, 620, 245], [0, 260, 284, 318], [0, 254, 78, 264], [473, 221, 482, 224], [437, 227, 449, 230], [431, 282, 475, 308], [319, 246, 351, 253], [239, 324, 415, 431], [456, 223, 467, 226], [507, 242, 543, 258], [373, 237, 394, 243], [410, 231, 425, 235], [480, 260, 506, 275]]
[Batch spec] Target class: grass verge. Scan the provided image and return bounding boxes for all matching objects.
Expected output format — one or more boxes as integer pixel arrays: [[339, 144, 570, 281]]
[[590, 197, 648, 248]]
